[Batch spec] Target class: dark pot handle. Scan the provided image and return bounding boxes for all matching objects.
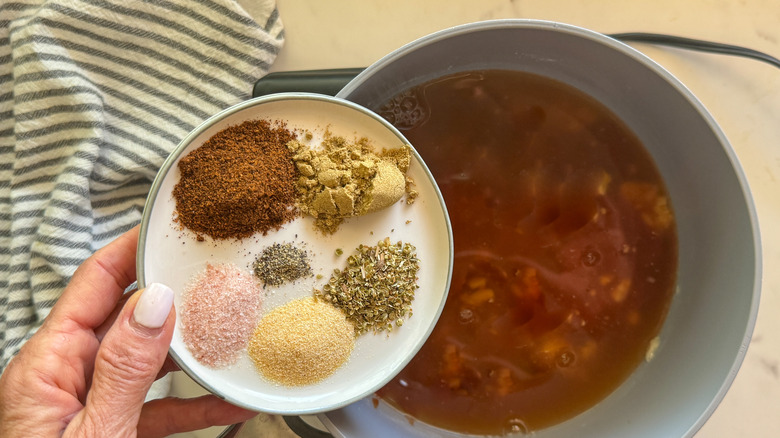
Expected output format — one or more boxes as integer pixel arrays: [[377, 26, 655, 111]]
[[283, 416, 334, 438], [251, 34, 780, 100], [252, 68, 364, 98]]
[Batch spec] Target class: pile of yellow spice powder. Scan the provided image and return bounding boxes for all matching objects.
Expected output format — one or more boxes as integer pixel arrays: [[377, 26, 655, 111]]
[[288, 134, 418, 234], [248, 297, 355, 386]]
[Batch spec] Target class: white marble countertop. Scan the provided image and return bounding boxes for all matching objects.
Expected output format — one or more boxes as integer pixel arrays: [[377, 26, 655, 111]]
[[175, 0, 780, 436]]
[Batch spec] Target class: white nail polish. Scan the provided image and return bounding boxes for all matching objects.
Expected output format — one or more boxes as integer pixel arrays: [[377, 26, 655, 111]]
[[133, 283, 174, 329]]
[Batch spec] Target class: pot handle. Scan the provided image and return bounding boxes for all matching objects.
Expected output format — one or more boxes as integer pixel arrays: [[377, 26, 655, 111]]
[[283, 416, 334, 438], [252, 68, 364, 98], [250, 34, 780, 100]]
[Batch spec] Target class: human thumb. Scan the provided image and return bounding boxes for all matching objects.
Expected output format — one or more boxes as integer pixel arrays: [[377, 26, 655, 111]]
[[70, 283, 175, 437]]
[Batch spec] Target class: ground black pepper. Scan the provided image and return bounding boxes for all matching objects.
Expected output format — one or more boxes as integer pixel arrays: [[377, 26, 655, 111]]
[[252, 242, 313, 287], [172, 119, 298, 240]]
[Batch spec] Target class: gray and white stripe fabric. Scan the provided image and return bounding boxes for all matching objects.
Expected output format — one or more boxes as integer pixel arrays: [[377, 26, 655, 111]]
[[1, 0, 284, 369]]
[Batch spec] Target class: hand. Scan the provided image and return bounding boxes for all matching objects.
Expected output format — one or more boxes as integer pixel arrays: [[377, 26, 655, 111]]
[[0, 226, 257, 437]]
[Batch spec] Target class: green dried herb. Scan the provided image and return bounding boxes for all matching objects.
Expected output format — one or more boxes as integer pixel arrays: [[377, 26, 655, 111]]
[[315, 238, 420, 334]]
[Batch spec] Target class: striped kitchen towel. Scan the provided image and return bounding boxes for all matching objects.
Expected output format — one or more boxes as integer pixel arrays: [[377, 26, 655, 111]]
[[0, 0, 284, 369]]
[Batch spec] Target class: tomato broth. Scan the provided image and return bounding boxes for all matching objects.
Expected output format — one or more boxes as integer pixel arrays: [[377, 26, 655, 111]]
[[374, 70, 678, 435]]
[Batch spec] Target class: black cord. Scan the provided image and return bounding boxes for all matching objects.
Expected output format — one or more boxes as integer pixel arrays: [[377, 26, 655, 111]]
[[609, 32, 780, 70]]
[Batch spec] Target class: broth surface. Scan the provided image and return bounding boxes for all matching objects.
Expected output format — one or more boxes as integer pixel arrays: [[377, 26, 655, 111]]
[[374, 70, 678, 434]]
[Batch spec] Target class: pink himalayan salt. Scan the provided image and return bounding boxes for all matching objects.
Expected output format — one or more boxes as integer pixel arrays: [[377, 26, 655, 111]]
[[181, 263, 263, 368]]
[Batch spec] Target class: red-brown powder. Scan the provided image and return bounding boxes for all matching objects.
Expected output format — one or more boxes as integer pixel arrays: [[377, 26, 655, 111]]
[[180, 263, 263, 368], [173, 119, 299, 240]]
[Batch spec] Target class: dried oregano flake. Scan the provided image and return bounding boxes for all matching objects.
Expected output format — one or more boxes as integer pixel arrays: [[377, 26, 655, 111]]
[[315, 238, 420, 335]]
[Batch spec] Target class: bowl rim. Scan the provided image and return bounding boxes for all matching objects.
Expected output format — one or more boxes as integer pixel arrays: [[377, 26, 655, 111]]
[[136, 92, 455, 414], [334, 18, 762, 436]]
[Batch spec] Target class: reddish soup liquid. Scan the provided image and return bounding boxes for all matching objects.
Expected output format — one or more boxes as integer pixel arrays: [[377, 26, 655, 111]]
[[374, 70, 678, 435]]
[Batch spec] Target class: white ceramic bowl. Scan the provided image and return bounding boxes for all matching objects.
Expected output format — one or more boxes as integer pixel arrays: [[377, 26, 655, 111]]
[[136, 93, 453, 414], [321, 19, 762, 437]]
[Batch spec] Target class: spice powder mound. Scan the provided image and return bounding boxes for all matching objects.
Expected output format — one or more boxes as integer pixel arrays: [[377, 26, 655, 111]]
[[181, 263, 263, 368], [288, 134, 416, 234], [252, 242, 313, 287], [248, 297, 355, 386], [172, 119, 299, 240]]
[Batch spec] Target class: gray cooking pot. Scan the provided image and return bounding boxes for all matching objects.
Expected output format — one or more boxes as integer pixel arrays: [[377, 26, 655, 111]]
[[311, 19, 760, 437]]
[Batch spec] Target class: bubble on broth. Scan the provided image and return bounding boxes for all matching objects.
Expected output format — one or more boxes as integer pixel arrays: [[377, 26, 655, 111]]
[[581, 248, 602, 267], [458, 308, 475, 324], [503, 418, 532, 435], [378, 89, 428, 130]]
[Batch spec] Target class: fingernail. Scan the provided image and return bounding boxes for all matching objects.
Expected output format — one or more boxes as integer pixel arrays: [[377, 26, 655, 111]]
[[133, 283, 174, 329]]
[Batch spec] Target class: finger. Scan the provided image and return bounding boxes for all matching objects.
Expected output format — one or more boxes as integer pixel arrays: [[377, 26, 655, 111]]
[[49, 226, 140, 329], [65, 283, 175, 438], [98, 295, 178, 378], [81, 291, 134, 397], [94, 291, 134, 342], [137, 395, 257, 438]]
